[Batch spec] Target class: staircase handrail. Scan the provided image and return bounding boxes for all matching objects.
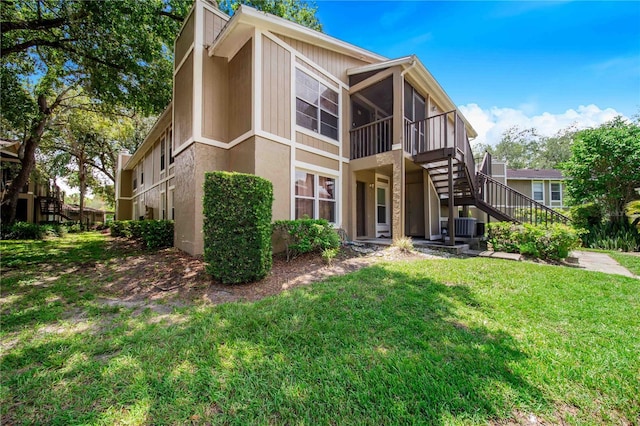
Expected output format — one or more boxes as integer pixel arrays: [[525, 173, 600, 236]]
[[477, 171, 571, 225]]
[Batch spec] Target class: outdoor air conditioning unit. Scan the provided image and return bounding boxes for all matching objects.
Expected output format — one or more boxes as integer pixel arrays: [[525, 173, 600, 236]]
[[454, 217, 477, 238]]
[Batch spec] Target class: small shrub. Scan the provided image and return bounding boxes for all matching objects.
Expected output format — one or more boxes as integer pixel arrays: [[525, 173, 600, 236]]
[[140, 220, 174, 249], [65, 223, 82, 233], [273, 219, 340, 261], [203, 172, 273, 284], [321, 247, 339, 266], [41, 223, 67, 238], [5, 222, 44, 240], [110, 219, 174, 249], [110, 220, 131, 238], [488, 222, 581, 260], [570, 203, 604, 231], [392, 236, 414, 252]]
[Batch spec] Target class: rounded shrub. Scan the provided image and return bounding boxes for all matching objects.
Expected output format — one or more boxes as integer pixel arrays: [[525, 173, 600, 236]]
[[203, 172, 273, 284]]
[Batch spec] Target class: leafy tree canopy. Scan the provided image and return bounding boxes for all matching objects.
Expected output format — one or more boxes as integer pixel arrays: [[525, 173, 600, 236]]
[[562, 116, 640, 223], [220, 0, 322, 31], [474, 126, 575, 170]]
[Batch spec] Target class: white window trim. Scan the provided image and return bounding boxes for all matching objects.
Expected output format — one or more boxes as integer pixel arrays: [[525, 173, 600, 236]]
[[550, 181, 563, 206], [294, 66, 341, 145], [532, 181, 544, 204], [294, 166, 339, 225]]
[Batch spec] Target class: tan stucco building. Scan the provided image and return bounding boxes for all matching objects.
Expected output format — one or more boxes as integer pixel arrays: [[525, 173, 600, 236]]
[[116, 1, 563, 255]]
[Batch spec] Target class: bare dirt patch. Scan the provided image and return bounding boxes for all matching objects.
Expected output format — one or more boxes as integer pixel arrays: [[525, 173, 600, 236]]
[[91, 238, 444, 309]]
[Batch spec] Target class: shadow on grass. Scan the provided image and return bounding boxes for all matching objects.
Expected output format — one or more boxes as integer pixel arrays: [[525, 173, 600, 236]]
[[2, 263, 549, 425]]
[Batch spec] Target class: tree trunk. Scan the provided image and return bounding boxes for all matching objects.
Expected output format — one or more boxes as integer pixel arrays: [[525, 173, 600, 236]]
[[1, 95, 51, 225], [79, 156, 86, 231]]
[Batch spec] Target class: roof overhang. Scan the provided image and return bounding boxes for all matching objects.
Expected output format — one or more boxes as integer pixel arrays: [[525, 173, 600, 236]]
[[124, 103, 173, 170], [208, 5, 386, 63]]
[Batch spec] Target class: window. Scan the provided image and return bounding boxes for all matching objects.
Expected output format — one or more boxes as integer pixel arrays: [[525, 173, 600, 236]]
[[160, 137, 166, 171], [295, 171, 336, 222], [295, 69, 339, 140], [551, 182, 561, 202], [161, 191, 166, 219], [168, 129, 175, 165], [168, 188, 175, 220], [133, 176, 137, 190], [140, 163, 144, 186], [532, 181, 544, 202]]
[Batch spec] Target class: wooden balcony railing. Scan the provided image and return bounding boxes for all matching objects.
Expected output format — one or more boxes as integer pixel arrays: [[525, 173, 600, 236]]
[[477, 171, 571, 225], [349, 116, 393, 160], [405, 110, 476, 193]]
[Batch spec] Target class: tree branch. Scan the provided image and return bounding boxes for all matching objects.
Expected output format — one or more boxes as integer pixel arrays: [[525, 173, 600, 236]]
[[1, 37, 76, 57]]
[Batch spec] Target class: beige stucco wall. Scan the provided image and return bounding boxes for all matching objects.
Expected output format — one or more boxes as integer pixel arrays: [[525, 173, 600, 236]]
[[262, 35, 291, 138], [254, 136, 291, 221], [228, 136, 255, 173]]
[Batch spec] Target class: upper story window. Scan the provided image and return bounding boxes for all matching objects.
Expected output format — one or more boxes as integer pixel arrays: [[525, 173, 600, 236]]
[[532, 181, 544, 202], [168, 129, 175, 165], [295, 69, 339, 141], [140, 162, 144, 186], [160, 137, 166, 171]]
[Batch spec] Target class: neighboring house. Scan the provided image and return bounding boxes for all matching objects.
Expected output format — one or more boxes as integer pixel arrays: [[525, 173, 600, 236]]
[[1, 140, 65, 224], [115, 0, 563, 255], [62, 204, 111, 225], [506, 168, 566, 209]]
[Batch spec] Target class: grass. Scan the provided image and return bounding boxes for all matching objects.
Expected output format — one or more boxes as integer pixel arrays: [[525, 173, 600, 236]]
[[2, 234, 639, 424]]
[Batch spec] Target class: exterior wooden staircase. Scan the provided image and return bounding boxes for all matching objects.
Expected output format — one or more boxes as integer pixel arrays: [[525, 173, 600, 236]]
[[406, 111, 570, 243]]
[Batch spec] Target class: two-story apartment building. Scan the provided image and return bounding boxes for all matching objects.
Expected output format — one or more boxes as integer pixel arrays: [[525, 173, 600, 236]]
[[115, 0, 566, 256]]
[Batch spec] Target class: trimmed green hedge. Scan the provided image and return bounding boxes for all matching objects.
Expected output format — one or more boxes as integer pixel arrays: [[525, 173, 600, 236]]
[[110, 220, 174, 249], [203, 172, 273, 284], [273, 219, 340, 261], [487, 222, 582, 260]]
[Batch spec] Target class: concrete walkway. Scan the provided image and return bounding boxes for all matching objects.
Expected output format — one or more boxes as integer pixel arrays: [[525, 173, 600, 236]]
[[571, 251, 637, 278]]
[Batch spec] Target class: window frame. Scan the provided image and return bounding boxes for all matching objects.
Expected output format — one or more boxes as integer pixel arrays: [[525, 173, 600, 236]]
[[550, 181, 562, 205], [160, 136, 166, 172], [294, 169, 338, 225], [294, 67, 341, 145], [532, 181, 544, 203]]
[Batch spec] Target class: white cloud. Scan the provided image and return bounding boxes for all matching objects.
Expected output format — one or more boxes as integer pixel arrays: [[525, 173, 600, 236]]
[[459, 103, 625, 148]]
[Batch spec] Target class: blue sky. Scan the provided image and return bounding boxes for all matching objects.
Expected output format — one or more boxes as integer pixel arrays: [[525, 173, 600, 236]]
[[315, 1, 640, 144]]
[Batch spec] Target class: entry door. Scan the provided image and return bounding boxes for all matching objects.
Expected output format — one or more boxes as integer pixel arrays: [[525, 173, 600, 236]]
[[376, 175, 390, 237], [356, 181, 366, 237]]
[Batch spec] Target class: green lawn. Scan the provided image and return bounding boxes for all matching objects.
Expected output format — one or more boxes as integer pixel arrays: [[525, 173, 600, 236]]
[[1, 234, 639, 424]]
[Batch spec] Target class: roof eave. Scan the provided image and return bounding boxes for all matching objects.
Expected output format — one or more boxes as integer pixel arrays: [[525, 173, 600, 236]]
[[209, 5, 386, 63]]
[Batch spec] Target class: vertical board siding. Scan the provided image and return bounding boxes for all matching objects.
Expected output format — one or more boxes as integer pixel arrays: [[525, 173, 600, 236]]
[[262, 35, 291, 138], [275, 34, 368, 84], [202, 53, 228, 141], [228, 41, 252, 140], [175, 13, 194, 68], [295, 132, 339, 155], [204, 10, 228, 46], [174, 52, 194, 148]]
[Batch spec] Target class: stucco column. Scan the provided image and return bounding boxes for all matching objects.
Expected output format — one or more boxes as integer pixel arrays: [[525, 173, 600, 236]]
[[391, 69, 405, 239]]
